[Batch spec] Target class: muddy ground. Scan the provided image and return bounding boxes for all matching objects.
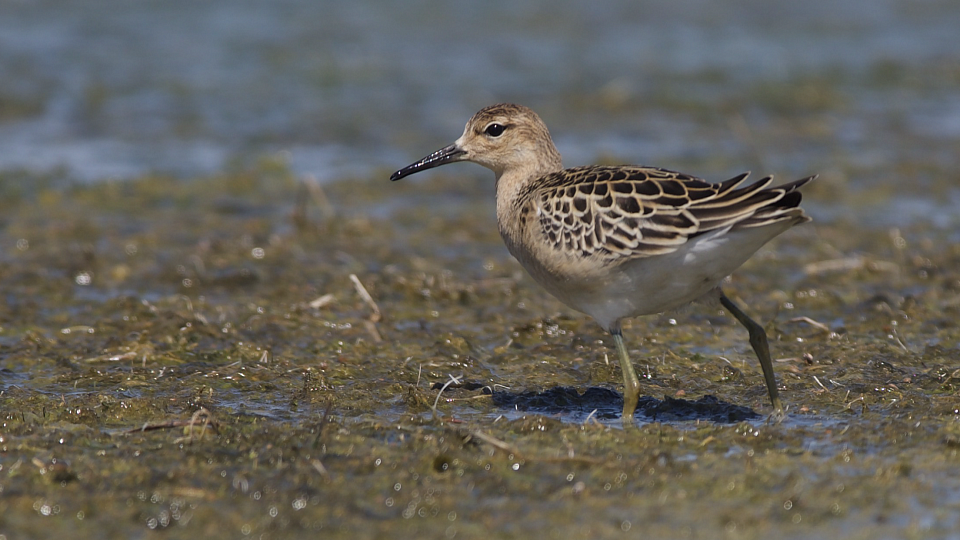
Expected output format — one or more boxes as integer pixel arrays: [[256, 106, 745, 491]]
[[1, 162, 959, 539]]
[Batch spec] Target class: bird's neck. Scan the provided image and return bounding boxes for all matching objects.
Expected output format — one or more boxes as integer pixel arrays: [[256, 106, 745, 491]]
[[494, 144, 562, 249]]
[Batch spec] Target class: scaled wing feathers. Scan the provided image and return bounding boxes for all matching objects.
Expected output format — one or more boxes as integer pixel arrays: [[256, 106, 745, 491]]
[[524, 166, 815, 264]]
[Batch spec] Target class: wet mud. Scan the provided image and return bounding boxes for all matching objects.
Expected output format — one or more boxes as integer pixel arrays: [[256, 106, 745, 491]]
[[2, 164, 959, 538]]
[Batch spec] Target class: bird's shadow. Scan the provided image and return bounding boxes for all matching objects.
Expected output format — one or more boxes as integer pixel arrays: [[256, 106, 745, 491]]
[[488, 386, 760, 424]]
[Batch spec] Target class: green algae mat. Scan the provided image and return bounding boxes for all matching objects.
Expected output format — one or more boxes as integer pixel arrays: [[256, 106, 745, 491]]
[[1, 164, 959, 539]]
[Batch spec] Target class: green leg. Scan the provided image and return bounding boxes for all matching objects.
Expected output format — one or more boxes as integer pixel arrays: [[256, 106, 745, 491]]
[[611, 329, 640, 423], [719, 291, 785, 416]]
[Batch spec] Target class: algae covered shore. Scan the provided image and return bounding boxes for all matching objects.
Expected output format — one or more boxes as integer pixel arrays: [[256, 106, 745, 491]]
[[1, 159, 959, 538]]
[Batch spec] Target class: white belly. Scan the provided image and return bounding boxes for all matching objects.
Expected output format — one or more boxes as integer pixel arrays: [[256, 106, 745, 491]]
[[515, 223, 792, 331]]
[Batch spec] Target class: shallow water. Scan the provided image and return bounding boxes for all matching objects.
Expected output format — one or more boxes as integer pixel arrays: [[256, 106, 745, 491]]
[[3, 1, 960, 539], [1, 1, 959, 193]]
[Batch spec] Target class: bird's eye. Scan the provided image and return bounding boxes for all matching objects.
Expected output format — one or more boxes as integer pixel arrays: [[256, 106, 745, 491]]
[[484, 123, 505, 137]]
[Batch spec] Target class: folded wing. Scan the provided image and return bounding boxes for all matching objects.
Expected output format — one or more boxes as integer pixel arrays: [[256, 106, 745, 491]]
[[526, 166, 815, 264]]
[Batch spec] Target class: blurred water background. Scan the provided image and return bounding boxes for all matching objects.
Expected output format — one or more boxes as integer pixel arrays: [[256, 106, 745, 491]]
[[0, 0, 958, 224], [2, 4, 960, 537]]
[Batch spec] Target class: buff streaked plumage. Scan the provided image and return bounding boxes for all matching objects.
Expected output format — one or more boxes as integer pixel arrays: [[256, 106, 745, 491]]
[[391, 103, 816, 423]]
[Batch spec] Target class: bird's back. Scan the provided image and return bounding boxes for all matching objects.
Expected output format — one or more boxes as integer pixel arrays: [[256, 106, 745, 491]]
[[506, 167, 815, 327]]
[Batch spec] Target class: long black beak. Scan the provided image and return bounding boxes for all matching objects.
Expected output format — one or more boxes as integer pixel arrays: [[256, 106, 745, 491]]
[[390, 144, 466, 181]]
